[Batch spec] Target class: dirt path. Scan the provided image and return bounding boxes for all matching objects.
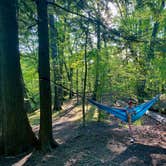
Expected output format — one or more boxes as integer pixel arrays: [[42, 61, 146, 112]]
[[0, 99, 166, 166]]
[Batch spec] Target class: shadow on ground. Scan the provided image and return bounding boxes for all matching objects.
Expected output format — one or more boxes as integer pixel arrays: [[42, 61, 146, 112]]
[[1, 121, 163, 166], [1, 102, 166, 166]]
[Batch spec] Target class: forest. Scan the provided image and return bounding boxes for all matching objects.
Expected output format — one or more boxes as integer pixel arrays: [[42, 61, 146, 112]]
[[0, 0, 166, 165]]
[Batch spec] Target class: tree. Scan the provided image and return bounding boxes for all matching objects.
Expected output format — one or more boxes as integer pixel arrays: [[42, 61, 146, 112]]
[[36, 0, 58, 151], [92, 5, 101, 102], [49, 13, 62, 111], [0, 0, 37, 155], [0, 56, 3, 153], [82, 22, 89, 126]]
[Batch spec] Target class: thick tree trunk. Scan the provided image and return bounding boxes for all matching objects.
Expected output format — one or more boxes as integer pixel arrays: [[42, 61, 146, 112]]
[[0, 60, 3, 154], [36, 0, 58, 151], [0, 0, 37, 155]]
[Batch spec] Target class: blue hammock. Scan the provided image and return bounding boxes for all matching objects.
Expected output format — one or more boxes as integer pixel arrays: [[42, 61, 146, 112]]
[[88, 95, 160, 123]]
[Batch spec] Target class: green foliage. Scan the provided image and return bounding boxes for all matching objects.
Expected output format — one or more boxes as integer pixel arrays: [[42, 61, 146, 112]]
[[28, 110, 40, 126], [19, 0, 166, 114], [28, 110, 60, 126], [21, 55, 39, 110]]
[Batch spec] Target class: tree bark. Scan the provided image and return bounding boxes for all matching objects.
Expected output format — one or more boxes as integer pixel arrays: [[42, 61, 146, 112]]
[[0, 0, 37, 155], [76, 69, 79, 103], [49, 14, 62, 111], [36, 0, 58, 151], [93, 13, 102, 121], [82, 25, 89, 126], [93, 17, 101, 101], [69, 68, 74, 99], [0, 55, 3, 154]]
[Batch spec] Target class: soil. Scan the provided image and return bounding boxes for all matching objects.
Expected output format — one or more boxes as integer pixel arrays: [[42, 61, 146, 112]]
[[0, 99, 166, 166]]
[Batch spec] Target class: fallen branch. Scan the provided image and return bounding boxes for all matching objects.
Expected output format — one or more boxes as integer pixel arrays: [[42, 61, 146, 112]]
[[146, 110, 166, 124]]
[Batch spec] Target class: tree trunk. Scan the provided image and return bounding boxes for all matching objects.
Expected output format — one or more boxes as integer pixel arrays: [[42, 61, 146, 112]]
[[82, 26, 89, 126], [36, 0, 58, 151], [59, 61, 64, 106], [0, 58, 3, 154], [93, 19, 101, 101], [0, 0, 37, 155], [49, 14, 62, 111], [69, 68, 74, 99], [76, 69, 79, 103], [93, 14, 102, 121]]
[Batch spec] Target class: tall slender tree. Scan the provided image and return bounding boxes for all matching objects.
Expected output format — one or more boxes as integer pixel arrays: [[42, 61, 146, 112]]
[[92, 3, 101, 101], [36, 0, 58, 151], [0, 0, 37, 155], [82, 22, 89, 126], [49, 13, 62, 111]]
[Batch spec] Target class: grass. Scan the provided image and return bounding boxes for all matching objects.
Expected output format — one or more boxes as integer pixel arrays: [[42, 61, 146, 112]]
[[28, 102, 144, 127], [28, 110, 40, 126], [28, 98, 78, 126], [28, 109, 60, 126], [85, 105, 98, 121], [133, 119, 143, 126], [28, 103, 104, 127]]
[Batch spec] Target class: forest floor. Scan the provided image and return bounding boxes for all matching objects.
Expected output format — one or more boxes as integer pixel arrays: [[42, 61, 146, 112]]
[[0, 98, 166, 166]]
